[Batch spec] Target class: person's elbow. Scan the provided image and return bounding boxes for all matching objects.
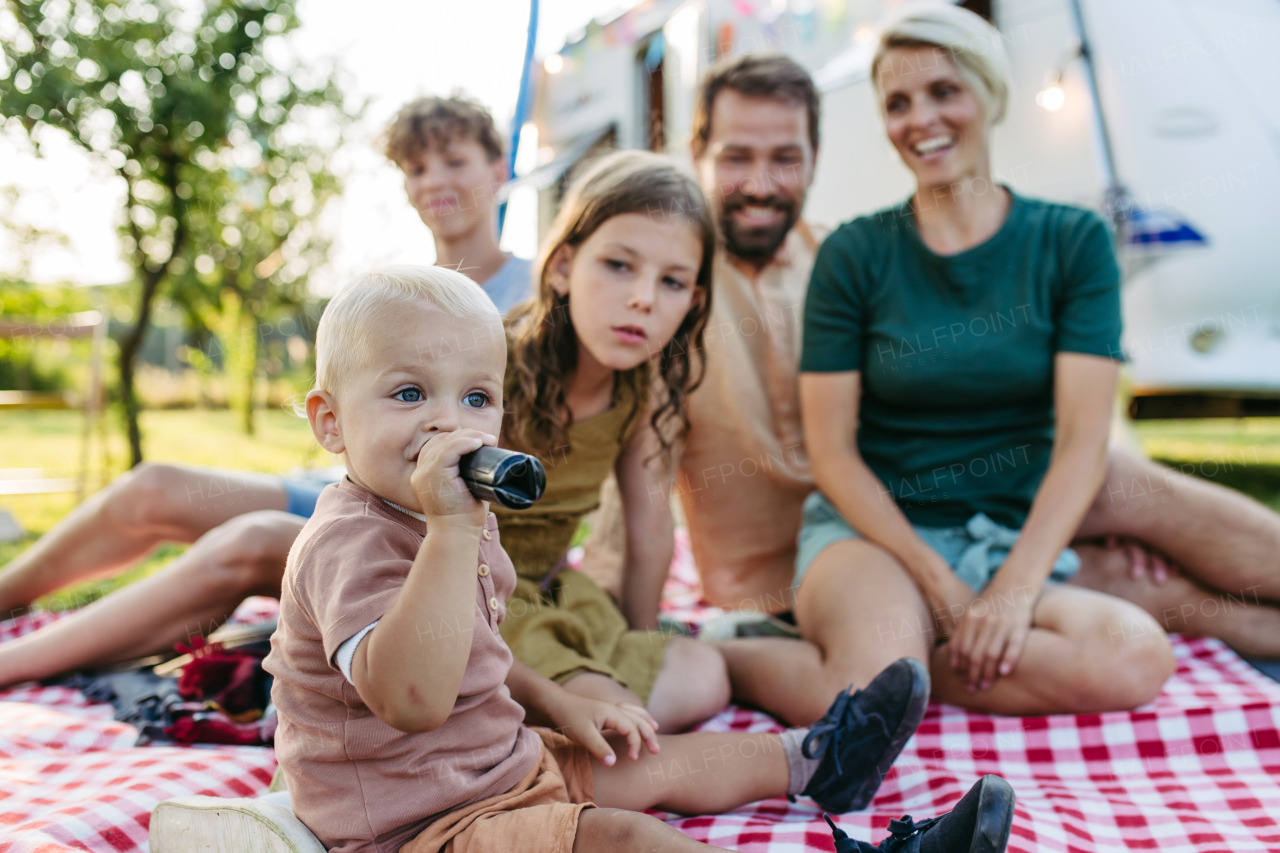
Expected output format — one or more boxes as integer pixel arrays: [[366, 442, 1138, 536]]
[[355, 648, 458, 734], [365, 683, 453, 734]]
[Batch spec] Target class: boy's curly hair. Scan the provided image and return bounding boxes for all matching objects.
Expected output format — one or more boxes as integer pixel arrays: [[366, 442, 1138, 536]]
[[504, 151, 715, 465], [382, 92, 505, 166]]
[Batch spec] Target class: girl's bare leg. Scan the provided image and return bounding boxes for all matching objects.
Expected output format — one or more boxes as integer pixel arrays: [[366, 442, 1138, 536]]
[[592, 729, 788, 814], [646, 637, 731, 732], [0, 510, 299, 687], [0, 463, 287, 615], [562, 636, 732, 733], [716, 538, 1175, 721]]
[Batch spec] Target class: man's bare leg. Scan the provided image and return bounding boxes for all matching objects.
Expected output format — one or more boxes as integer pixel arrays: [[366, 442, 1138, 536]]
[[1071, 447, 1280, 656], [0, 463, 288, 615], [1077, 447, 1280, 598], [1071, 543, 1280, 659], [0, 510, 299, 687], [716, 539, 1174, 723]]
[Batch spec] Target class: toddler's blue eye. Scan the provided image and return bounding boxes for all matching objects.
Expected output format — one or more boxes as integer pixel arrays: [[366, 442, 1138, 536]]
[[463, 392, 489, 408], [394, 388, 423, 403]]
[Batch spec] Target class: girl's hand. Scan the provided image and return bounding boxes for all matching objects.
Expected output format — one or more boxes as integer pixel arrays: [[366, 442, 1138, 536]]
[[410, 429, 497, 524], [547, 693, 660, 766], [948, 583, 1035, 693]]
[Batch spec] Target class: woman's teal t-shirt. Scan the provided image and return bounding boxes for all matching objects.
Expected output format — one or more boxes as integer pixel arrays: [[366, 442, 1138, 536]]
[[801, 190, 1121, 529]]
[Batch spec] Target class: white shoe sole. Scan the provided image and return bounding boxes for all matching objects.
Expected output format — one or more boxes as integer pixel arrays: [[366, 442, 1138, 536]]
[[150, 795, 326, 853]]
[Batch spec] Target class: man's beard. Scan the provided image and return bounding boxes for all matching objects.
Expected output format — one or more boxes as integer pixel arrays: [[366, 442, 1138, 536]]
[[718, 192, 801, 264]]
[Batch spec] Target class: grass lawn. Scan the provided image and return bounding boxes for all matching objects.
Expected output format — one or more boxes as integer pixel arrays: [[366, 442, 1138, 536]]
[[1, 409, 1278, 611]]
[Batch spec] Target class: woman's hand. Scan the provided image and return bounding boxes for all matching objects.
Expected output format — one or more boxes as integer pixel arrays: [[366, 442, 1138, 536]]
[[546, 692, 660, 766], [948, 582, 1035, 693]]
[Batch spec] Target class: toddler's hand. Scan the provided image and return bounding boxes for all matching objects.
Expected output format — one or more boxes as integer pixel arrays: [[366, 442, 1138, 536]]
[[410, 429, 496, 525], [548, 694, 659, 767]]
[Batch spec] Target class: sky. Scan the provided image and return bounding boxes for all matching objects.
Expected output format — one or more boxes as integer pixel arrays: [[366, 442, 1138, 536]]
[[0, 0, 638, 293]]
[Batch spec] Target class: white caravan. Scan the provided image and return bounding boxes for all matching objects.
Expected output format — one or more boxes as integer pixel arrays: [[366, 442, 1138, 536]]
[[526, 0, 1280, 417]]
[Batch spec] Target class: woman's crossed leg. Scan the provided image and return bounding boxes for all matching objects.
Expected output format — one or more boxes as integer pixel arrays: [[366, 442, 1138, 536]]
[[717, 537, 1175, 724]]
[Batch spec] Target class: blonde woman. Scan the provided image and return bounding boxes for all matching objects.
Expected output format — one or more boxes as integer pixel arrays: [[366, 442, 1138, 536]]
[[720, 3, 1177, 721]]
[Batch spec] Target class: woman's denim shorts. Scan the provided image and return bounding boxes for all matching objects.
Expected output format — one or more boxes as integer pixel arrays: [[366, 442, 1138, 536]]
[[793, 490, 1080, 595]]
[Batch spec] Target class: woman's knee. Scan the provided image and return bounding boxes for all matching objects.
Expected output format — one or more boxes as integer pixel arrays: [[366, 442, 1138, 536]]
[[1065, 608, 1175, 711]]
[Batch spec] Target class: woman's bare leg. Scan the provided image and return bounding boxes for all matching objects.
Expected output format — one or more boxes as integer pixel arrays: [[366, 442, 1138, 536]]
[[0, 510, 299, 687], [562, 637, 732, 733], [927, 583, 1174, 713], [716, 538, 1174, 721], [0, 463, 287, 615], [714, 539, 934, 726]]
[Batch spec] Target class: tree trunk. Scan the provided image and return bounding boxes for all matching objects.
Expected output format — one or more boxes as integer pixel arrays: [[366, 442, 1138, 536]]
[[118, 270, 164, 468]]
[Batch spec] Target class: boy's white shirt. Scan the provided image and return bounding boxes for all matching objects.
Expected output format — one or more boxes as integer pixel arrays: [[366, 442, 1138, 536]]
[[333, 498, 426, 683]]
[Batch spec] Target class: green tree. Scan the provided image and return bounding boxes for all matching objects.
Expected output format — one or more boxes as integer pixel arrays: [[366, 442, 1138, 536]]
[[0, 0, 352, 463]]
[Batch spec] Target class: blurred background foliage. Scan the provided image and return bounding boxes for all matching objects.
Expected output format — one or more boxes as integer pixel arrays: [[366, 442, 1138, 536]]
[[1, 0, 1277, 621], [0, 0, 358, 462]]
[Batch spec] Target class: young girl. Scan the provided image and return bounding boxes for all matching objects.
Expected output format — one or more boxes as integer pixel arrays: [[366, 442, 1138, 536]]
[[495, 150, 729, 732]]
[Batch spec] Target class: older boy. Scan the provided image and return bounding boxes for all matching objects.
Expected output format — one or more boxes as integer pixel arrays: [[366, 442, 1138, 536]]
[[167, 265, 1010, 853], [384, 94, 533, 314]]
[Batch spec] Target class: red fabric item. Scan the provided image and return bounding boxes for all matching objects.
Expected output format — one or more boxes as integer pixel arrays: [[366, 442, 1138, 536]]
[[166, 714, 266, 746], [173, 636, 265, 714]]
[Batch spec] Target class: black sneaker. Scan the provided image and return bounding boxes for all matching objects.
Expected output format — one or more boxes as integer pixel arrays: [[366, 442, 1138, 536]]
[[823, 774, 1016, 853], [801, 657, 930, 813]]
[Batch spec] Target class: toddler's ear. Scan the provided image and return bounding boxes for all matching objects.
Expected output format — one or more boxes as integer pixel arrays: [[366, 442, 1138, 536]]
[[306, 389, 345, 455]]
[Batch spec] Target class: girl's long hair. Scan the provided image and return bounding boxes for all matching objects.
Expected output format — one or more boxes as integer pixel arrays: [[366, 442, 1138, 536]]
[[505, 150, 715, 463]]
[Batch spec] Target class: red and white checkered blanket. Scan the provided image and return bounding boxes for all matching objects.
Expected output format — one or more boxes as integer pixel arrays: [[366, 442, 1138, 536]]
[[3, 533, 1279, 852]]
